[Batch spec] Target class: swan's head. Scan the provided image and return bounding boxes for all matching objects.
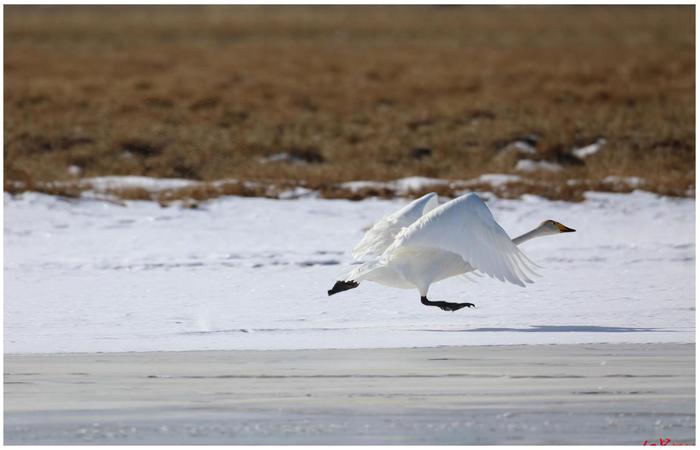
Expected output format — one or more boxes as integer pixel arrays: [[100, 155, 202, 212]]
[[539, 220, 576, 235]]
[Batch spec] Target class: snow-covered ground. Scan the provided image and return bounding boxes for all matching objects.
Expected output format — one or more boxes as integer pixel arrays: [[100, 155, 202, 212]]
[[4, 189, 695, 353]]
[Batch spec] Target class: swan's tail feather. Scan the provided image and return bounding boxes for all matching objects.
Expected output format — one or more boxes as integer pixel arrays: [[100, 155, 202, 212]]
[[327, 280, 359, 296]]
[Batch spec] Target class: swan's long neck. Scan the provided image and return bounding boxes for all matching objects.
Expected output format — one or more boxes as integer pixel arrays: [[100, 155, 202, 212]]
[[512, 227, 544, 246]]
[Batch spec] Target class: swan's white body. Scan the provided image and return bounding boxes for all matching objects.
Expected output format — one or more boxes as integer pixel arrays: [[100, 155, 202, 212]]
[[342, 192, 547, 297]]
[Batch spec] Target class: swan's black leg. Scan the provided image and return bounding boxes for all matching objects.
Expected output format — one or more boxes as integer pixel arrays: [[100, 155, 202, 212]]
[[421, 296, 474, 312], [328, 280, 359, 296]]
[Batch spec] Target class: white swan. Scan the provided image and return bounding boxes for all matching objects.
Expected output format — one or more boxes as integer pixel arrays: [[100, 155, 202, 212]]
[[328, 192, 575, 311]]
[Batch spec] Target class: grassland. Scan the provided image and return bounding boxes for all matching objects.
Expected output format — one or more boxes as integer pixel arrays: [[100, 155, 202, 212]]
[[4, 6, 695, 202]]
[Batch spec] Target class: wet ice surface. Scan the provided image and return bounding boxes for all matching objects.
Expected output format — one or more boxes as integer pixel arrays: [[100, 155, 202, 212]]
[[4, 190, 695, 353], [5, 409, 693, 445], [4, 344, 695, 445]]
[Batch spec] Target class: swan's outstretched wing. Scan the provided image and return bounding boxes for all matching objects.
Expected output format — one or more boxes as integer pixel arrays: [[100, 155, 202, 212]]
[[386, 193, 538, 287], [352, 192, 439, 260]]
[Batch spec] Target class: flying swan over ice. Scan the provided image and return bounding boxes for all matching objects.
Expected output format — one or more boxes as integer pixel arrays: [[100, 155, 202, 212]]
[[328, 192, 575, 311]]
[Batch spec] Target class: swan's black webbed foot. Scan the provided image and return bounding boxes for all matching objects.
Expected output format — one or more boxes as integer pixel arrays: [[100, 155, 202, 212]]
[[328, 280, 359, 296], [421, 296, 475, 312]]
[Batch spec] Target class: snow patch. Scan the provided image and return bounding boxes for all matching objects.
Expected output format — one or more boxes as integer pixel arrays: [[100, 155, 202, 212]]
[[83, 176, 198, 192], [602, 176, 645, 188], [4, 191, 694, 353], [67, 165, 82, 176], [392, 176, 448, 192], [513, 140, 537, 154], [474, 174, 522, 186], [515, 159, 563, 173], [258, 152, 307, 165], [340, 175, 520, 195], [258, 150, 325, 165], [340, 180, 388, 192], [340, 177, 448, 194], [278, 187, 316, 200], [573, 138, 606, 159]]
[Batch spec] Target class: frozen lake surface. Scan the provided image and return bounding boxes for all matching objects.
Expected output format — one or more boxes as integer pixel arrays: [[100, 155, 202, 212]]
[[4, 190, 695, 353], [5, 343, 694, 445]]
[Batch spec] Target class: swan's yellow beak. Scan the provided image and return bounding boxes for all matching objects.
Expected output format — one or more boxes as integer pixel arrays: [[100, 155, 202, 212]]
[[557, 223, 576, 233]]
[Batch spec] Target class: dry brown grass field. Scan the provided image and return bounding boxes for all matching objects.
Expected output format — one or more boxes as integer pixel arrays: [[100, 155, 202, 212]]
[[4, 5, 695, 202]]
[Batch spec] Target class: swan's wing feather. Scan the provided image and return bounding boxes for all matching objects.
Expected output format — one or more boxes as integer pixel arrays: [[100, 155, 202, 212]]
[[352, 192, 439, 260], [459, 272, 480, 283], [388, 193, 537, 287]]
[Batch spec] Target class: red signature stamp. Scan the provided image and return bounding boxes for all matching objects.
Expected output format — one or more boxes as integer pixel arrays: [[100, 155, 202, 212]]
[[642, 438, 690, 446]]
